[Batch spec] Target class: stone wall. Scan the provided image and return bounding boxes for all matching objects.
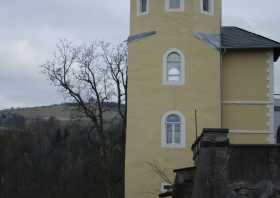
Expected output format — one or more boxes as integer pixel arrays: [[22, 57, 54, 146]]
[[168, 128, 280, 198]]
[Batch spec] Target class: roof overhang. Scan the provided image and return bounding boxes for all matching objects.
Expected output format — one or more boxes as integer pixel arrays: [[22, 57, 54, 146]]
[[193, 32, 280, 62], [127, 31, 156, 43], [193, 32, 220, 49]]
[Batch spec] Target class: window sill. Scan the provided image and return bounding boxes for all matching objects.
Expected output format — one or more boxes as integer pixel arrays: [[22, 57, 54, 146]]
[[161, 144, 186, 149], [137, 12, 149, 16], [162, 82, 185, 86], [201, 11, 214, 16], [165, 8, 184, 12]]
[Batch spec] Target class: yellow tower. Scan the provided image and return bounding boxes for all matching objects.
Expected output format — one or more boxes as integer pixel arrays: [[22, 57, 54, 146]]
[[126, 0, 221, 197]]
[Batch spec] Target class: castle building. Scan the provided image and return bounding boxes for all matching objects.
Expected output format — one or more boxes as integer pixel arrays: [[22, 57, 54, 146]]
[[125, 0, 280, 197]]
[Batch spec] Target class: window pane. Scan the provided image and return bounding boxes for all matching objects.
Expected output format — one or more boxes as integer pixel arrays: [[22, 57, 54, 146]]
[[140, 0, 147, 13], [169, 0, 181, 9], [168, 76, 180, 82], [203, 0, 209, 11], [167, 52, 180, 62], [168, 68, 180, 76], [174, 124, 181, 143], [175, 123, 181, 132], [166, 124, 173, 144], [168, 62, 181, 70], [174, 131, 181, 144], [166, 114, 180, 122]]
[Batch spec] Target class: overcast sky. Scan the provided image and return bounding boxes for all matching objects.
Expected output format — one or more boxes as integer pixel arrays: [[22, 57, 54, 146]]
[[0, 0, 279, 110]]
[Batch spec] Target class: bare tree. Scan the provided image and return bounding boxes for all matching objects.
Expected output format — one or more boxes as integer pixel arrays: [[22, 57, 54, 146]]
[[101, 41, 128, 198], [146, 162, 173, 184], [41, 39, 127, 198], [146, 161, 174, 195]]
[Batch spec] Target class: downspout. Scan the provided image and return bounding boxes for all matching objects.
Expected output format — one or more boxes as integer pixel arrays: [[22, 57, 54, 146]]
[[219, 0, 223, 128]]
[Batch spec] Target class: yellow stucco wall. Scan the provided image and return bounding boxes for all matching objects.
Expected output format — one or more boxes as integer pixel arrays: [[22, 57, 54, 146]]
[[222, 50, 274, 144], [130, 0, 221, 35], [223, 105, 268, 130], [126, 0, 221, 197], [222, 50, 269, 101], [126, 0, 274, 197]]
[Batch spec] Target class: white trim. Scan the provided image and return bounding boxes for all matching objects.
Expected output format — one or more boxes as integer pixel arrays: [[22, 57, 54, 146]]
[[137, 0, 149, 16], [162, 48, 185, 86], [222, 101, 273, 105], [200, 0, 214, 16], [230, 130, 272, 134], [161, 111, 186, 149], [165, 0, 185, 12], [267, 52, 275, 143]]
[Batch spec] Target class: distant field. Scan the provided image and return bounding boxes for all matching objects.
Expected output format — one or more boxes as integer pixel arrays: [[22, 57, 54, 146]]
[[0, 103, 119, 123], [0, 104, 83, 120]]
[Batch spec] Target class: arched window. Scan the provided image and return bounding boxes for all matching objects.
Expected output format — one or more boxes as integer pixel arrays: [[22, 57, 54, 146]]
[[167, 52, 181, 83], [163, 49, 185, 85], [161, 111, 186, 148]]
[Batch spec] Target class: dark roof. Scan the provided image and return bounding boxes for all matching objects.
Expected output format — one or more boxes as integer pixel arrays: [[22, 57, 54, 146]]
[[222, 26, 280, 49], [127, 31, 156, 43], [221, 26, 280, 61]]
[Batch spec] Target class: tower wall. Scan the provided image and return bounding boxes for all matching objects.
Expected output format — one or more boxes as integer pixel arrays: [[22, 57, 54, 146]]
[[126, 0, 221, 197]]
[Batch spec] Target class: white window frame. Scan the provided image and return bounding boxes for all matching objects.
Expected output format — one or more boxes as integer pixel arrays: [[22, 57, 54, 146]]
[[137, 0, 149, 16], [200, 0, 214, 15], [162, 48, 185, 86], [161, 111, 186, 149], [161, 183, 172, 193], [165, 0, 185, 12]]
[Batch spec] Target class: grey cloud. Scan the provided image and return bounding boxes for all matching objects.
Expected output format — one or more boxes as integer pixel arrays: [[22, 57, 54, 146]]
[[0, 0, 130, 109], [0, 0, 129, 44], [0, 72, 62, 109], [0, 0, 280, 109]]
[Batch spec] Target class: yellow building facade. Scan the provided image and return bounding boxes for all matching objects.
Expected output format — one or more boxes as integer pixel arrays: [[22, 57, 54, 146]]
[[222, 49, 275, 144], [126, 0, 280, 197]]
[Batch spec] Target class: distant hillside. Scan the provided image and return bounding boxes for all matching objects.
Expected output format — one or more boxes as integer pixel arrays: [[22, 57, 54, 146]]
[[0, 102, 119, 123], [0, 103, 84, 121]]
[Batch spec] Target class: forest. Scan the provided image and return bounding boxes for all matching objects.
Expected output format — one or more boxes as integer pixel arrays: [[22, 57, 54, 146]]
[[0, 110, 122, 198]]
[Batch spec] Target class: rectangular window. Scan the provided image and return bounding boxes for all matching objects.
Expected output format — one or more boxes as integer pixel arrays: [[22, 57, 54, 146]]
[[169, 0, 181, 9], [138, 0, 148, 16], [140, 0, 147, 13], [200, 0, 214, 15], [203, 0, 209, 12], [166, 0, 184, 12]]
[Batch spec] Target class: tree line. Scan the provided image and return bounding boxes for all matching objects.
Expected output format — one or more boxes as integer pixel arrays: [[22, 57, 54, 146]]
[[0, 116, 122, 198]]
